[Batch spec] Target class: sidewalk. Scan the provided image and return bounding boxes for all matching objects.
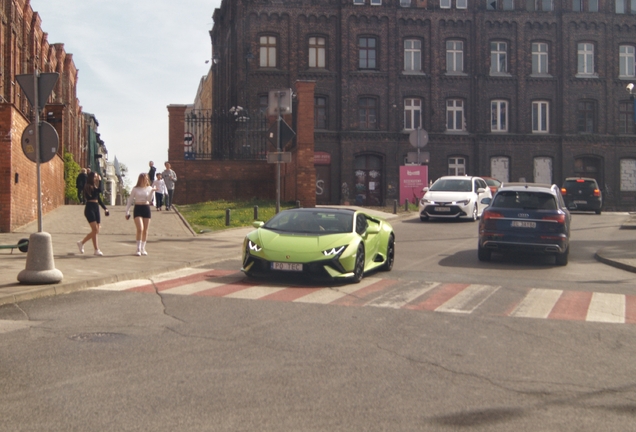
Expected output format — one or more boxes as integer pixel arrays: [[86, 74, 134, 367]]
[[0, 205, 634, 306], [0, 204, 405, 306]]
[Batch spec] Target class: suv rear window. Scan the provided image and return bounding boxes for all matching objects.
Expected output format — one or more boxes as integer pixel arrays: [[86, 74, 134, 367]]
[[493, 191, 557, 210], [564, 179, 598, 192]]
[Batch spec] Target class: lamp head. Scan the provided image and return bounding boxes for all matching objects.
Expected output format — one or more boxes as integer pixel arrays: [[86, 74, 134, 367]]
[[627, 83, 635, 93]]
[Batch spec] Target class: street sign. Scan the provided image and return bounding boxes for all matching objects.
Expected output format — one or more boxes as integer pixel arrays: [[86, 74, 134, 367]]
[[21, 122, 59, 163], [409, 128, 429, 148], [267, 152, 292, 163], [15, 73, 59, 110], [267, 119, 296, 148], [267, 88, 293, 116]]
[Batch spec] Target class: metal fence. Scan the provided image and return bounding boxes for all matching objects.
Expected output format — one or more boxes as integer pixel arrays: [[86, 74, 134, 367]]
[[184, 108, 269, 160]]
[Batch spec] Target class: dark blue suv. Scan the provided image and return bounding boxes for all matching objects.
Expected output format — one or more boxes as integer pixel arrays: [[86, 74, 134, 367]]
[[478, 183, 571, 266]]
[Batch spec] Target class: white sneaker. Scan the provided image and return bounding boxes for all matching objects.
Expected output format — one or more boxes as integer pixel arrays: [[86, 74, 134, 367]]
[[94, 250, 103, 256], [135, 251, 142, 256], [141, 249, 148, 256], [77, 241, 84, 254]]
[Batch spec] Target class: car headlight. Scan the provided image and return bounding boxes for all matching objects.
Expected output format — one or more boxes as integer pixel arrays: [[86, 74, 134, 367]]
[[455, 200, 470, 206], [322, 245, 347, 256], [420, 199, 434, 205], [247, 239, 262, 252]]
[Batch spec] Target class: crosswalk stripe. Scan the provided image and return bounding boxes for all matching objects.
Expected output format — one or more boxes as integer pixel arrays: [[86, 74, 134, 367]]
[[367, 283, 439, 309], [509, 288, 563, 319], [405, 283, 464, 311], [293, 278, 381, 304], [225, 285, 288, 299], [435, 284, 500, 314], [586, 292, 625, 324]]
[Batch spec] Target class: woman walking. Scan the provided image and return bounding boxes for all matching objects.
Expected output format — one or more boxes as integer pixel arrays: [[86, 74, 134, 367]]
[[126, 173, 155, 256], [77, 172, 109, 256]]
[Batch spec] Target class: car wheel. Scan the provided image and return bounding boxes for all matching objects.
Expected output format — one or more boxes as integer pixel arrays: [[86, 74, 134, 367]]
[[380, 235, 395, 272], [595, 209, 602, 215], [420, 215, 429, 222], [352, 245, 365, 283], [555, 247, 569, 266], [471, 205, 478, 222], [477, 244, 491, 262]]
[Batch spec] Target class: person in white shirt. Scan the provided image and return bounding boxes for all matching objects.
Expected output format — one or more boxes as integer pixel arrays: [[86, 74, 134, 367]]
[[152, 173, 168, 211], [125, 173, 156, 256]]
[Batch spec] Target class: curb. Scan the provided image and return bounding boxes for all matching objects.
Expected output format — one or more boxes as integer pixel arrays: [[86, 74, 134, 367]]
[[594, 248, 636, 274]]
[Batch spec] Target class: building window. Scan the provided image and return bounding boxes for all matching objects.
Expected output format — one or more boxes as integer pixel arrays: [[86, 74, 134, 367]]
[[446, 99, 465, 132], [574, 0, 599, 11], [354, 0, 364, 4], [309, 37, 326, 69], [457, 0, 467, 8], [532, 42, 549, 74], [577, 100, 595, 133], [315, 96, 328, 129], [259, 94, 269, 114], [404, 98, 422, 130], [491, 100, 508, 132], [400, 0, 412, 6], [440, 0, 451, 8], [619, 101, 635, 134], [534, 157, 553, 184], [404, 39, 422, 72], [616, 0, 636, 13], [616, 0, 625, 13], [491, 157, 510, 183], [440, 0, 466, 8], [490, 41, 508, 74], [504, 0, 514, 9], [359, 37, 377, 70], [487, 0, 497, 9], [448, 157, 466, 176], [446, 40, 464, 73], [621, 159, 636, 191], [532, 101, 549, 133], [527, 0, 553, 10], [359, 97, 378, 130], [620, 45, 636, 77], [259, 35, 277, 68], [370, 0, 381, 4], [577, 42, 595, 75]]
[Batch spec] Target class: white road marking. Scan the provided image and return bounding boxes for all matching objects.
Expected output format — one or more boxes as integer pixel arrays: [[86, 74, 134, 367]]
[[510, 288, 563, 319], [435, 284, 500, 314], [293, 278, 381, 304], [586, 292, 625, 324]]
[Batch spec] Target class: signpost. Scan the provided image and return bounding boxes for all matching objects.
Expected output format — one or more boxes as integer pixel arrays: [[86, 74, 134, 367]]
[[16, 70, 63, 285], [408, 127, 429, 165], [267, 89, 296, 213]]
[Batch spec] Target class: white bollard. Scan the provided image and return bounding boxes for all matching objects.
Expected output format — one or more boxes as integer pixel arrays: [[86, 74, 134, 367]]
[[17, 232, 63, 285]]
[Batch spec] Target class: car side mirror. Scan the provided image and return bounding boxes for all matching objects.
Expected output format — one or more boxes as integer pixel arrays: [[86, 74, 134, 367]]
[[481, 197, 491, 206], [252, 221, 264, 228], [422, 187, 429, 193], [366, 225, 380, 235], [476, 187, 486, 194]]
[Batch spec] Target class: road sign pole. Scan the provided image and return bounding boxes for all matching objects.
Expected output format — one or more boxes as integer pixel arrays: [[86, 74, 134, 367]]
[[276, 91, 282, 214], [34, 69, 43, 233]]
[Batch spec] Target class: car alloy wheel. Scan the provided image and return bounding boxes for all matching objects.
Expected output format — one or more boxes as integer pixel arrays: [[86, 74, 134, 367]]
[[353, 245, 365, 283], [381, 235, 395, 271], [471, 204, 478, 221]]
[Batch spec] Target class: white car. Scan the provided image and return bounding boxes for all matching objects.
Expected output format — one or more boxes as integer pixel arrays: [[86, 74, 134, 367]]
[[419, 176, 492, 222]]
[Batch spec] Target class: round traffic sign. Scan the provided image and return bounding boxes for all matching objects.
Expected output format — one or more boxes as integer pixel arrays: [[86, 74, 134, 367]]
[[21, 121, 59, 163], [409, 128, 429, 148]]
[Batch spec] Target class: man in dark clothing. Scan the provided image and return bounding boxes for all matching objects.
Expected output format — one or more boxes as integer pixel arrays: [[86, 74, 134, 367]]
[[148, 161, 156, 183], [76, 168, 87, 203]]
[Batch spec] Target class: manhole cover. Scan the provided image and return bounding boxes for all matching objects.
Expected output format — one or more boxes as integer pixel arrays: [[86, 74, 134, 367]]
[[68, 332, 126, 343]]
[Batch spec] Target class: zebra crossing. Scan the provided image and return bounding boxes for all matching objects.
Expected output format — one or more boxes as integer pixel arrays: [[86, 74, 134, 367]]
[[92, 268, 636, 325]]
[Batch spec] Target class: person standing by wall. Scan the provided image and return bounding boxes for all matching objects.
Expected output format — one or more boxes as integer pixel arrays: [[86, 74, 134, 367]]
[[77, 171, 109, 256], [148, 161, 156, 183], [126, 173, 155, 256], [162, 162, 177, 211], [75, 168, 87, 204], [152, 173, 168, 211]]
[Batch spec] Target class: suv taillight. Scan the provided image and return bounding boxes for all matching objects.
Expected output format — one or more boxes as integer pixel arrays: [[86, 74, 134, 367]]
[[561, 187, 567, 195], [482, 210, 503, 221], [543, 214, 566, 224], [593, 189, 600, 197]]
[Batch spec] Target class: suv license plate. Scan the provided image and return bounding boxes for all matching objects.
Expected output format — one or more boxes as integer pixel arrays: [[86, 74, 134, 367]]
[[436, 207, 450, 212], [511, 221, 536, 228], [574, 200, 587, 204], [272, 262, 303, 272]]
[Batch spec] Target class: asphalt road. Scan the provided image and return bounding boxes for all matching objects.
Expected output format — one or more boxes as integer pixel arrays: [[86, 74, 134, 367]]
[[1, 213, 636, 431]]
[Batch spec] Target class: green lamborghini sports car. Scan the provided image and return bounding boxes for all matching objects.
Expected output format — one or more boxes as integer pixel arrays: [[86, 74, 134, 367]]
[[241, 208, 395, 283]]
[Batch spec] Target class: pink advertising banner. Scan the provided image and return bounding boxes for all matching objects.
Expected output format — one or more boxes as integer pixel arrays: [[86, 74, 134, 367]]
[[400, 165, 428, 205]]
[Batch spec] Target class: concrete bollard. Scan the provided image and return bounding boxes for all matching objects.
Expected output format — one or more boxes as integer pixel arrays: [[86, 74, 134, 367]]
[[225, 209, 231, 226], [404, 199, 409, 212], [393, 200, 397, 214], [254, 205, 259, 220], [17, 232, 63, 285], [296, 200, 301, 208]]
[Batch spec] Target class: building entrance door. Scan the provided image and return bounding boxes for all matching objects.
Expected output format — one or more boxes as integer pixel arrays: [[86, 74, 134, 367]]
[[354, 155, 383, 206]]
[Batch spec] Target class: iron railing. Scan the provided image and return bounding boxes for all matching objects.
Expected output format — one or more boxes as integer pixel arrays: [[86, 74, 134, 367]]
[[184, 108, 269, 160]]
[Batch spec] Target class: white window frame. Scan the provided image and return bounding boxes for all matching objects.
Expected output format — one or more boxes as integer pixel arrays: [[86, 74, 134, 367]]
[[532, 101, 549, 133], [620, 45, 636, 77], [448, 157, 466, 176], [577, 42, 595, 75], [616, 0, 626, 13], [404, 39, 422, 72], [370, 0, 382, 5], [503, 0, 515, 9], [490, 41, 508, 74], [532, 42, 549, 74], [621, 159, 636, 191], [491, 100, 508, 132], [491, 157, 510, 184], [404, 98, 422, 130], [354, 0, 365, 4], [446, 40, 464, 73], [440, 0, 451, 8], [309, 37, 326, 68], [446, 99, 465, 132], [400, 0, 412, 6], [259, 36, 277, 68], [456, 0, 468, 8], [534, 157, 553, 184]]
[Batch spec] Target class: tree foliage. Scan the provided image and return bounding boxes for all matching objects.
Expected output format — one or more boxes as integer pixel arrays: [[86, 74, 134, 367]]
[[64, 152, 81, 203]]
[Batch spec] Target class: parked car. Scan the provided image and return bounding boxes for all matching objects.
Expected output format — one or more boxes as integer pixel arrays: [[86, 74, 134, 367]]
[[419, 176, 492, 222], [242, 208, 395, 283], [481, 176, 503, 195], [561, 177, 602, 214], [478, 183, 571, 266]]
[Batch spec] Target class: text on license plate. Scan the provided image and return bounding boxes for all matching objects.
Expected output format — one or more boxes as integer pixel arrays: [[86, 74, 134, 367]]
[[436, 207, 451, 212], [271, 262, 303, 272], [511, 221, 536, 228], [574, 200, 587, 204]]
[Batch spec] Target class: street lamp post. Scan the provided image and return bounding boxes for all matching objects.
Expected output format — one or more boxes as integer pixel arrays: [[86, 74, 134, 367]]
[[627, 83, 636, 130]]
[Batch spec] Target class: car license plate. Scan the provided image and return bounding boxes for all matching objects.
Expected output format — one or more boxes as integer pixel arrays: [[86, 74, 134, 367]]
[[271, 262, 303, 272], [511, 221, 536, 228], [574, 200, 587, 204], [436, 207, 451, 212]]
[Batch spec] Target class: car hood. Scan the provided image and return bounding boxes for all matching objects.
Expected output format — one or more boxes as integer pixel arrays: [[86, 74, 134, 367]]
[[253, 229, 357, 252], [423, 191, 474, 202]]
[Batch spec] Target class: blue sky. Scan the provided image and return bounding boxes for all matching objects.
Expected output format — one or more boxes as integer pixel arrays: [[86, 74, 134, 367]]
[[29, 0, 220, 185]]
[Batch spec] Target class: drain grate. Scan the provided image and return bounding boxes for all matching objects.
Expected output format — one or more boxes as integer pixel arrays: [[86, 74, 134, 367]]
[[68, 332, 126, 342]]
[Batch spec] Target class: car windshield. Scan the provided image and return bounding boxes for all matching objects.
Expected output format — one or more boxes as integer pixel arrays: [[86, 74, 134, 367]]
[[430, 179, 473, 192], [485, 179, 501, 187], [263, 210, 354, 234], [493, 191, 557, 210], [564, 180, 597, 192]]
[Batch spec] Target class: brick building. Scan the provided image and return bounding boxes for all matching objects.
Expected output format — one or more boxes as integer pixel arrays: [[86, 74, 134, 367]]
[[0, 0, 102, 232], [208, 0, 636, 210]]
